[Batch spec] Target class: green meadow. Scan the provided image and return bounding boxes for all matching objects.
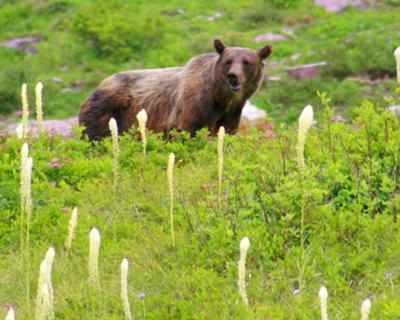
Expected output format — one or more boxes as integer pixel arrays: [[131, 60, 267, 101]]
[[1, 0, 400, 319]]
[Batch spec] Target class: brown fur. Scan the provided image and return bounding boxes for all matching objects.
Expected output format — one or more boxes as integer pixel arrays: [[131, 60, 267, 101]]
[[79, 39, 272, 140]]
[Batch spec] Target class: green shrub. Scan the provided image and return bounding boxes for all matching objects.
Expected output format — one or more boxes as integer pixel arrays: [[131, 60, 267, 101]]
[[73, 1, 166, 61]]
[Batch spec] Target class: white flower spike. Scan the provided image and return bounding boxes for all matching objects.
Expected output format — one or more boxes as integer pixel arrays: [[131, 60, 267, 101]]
[[89, 227, 101, 285], [296, 105, 314, 171], [318, 286, 329, 320], [238, 237, 250, 305], [360, 298, 371, 320], [120, 258, 132, 320], [394, 47, 400, 83]]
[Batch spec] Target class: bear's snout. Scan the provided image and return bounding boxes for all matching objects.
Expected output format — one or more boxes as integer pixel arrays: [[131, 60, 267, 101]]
[[227, 73, 241, 92]]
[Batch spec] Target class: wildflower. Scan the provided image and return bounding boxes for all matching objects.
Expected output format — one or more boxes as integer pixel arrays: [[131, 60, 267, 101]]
[[136, 109, 148, 154], [21, 83, 29, 138], [16, 124, 23, 138], [120, 258, 132, 320], [237, 237, 250, 305], [50, 157, 60, 169], [44, 247, 55, 309], [360, 299, 371, 320], [4, 307, 15, 320], [395, 47, 400, 83], [296, 105, 314, 171], [137, 292, 146, 299], [35, 259, 48, 319], [108, 118, 120, 188], [89, 227, 101, 285], [65, 207, 78, 251], [318, 286, 329, 320], [37, 283, 52, 320], [35, 82, 44, 135]]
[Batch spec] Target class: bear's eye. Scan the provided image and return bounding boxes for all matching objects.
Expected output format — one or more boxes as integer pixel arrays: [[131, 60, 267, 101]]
[[242, 59, 250, 66], [225, 59, 233, 66]]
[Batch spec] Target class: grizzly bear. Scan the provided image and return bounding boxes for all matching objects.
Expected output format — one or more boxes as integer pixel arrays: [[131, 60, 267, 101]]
[[78, 39, 272, 140]]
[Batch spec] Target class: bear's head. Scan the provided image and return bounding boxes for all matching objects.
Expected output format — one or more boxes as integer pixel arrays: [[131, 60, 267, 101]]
[[214, 39, 272, 94]]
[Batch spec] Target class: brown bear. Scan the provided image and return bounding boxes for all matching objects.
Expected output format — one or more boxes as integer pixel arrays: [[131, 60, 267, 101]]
[[78, 39, 272, 140]]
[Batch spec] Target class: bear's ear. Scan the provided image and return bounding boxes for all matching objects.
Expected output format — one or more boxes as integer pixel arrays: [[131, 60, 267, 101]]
[[214, 39, 226, 55], [257, 44, 272, 60]]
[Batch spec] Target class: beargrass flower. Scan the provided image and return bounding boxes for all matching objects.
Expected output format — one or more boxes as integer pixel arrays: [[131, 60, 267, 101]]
[[45, 247, 55, 308], [65, 207, 78, 251], [36, 283, 52, 320], [89, 227, 101, 285], [167, 153, 175, 247], [21, 83, 29, 138], [35, 82, 44, 135], [136, 109, 148, 154], [35, 259, 48, 319], [120, 258, 132, 320], [4, 307, 15, 320], [395, 47, 400, 83], [16, 124, 23, 138], [296, 105, 314, 172], [238, 237, 250, 305], [217, 126, 225, 205], [360, 298, 371, 320], [318, 286, 329, 320], [108, 118, 120, 188]]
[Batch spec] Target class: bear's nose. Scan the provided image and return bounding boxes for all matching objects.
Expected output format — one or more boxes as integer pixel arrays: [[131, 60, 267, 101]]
[[227, 73, 238, 85]]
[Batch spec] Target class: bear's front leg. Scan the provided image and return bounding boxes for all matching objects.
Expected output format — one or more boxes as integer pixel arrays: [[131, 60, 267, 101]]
[[176, 100, 214, 137]]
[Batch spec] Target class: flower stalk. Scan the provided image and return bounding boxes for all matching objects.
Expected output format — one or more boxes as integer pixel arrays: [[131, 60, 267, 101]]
[[35, 82, 44, 135], [89, 227, 101, 286], [217, 126, 225, 205], [167, 153, 175, 247], [21, 83, 29, 138], [109, 118, 120, 188], [237, 237, 250, 305], [395, 47, 400, 83], [136, 109, 148, 155], [65, 207, 78, 252], [36, 283, 52, 320], [360, 299, 371, 320], [318, 286, 329, 320], [120, 258, 132, 320], [5, 308, 15, 320], [296, 105, 314, 172]]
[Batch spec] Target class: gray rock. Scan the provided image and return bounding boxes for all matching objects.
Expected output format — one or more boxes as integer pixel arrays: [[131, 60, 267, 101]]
[[253, 33, 288, 43], [0, 35, 42, 55], [286, 62, 327, 80], [315, 0, 366, 12], [5, 117, 78, 137], [50, 77, 64, 83], [241, 101, 267, 122], [331, 115, 348, 123]]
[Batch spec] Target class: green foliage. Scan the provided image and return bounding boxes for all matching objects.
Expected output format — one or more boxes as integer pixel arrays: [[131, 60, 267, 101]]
[[1, 91, 400, 318], [73, 1, 166, 61]]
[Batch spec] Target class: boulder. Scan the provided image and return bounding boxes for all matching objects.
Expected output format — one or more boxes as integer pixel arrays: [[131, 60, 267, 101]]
[[253, 33, 288, 44], [286, 62, 327, 80], [315, 0, 366, 12]]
